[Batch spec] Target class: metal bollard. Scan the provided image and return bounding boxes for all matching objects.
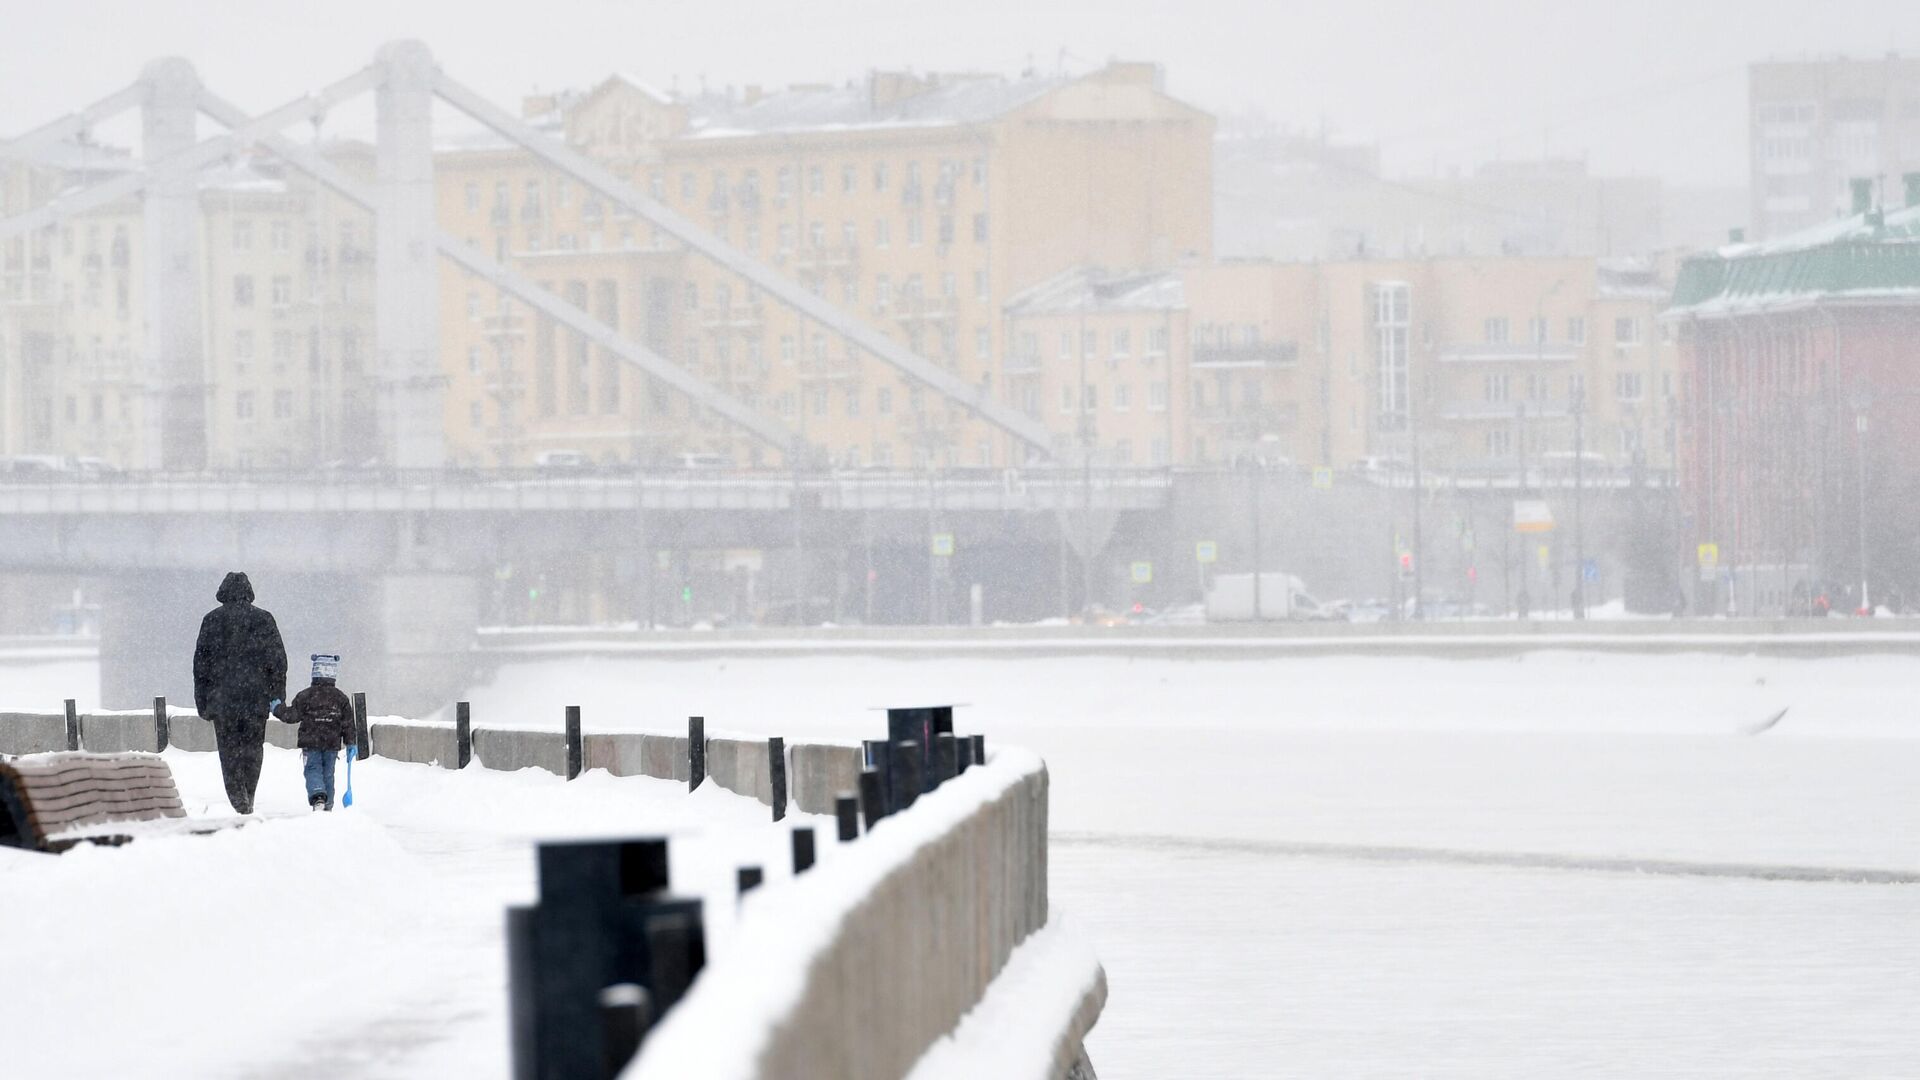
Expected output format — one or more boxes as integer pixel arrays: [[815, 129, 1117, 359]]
[[768, 736, 786, 821], [565, 705, 583, 780], [455, 701, 472, 769], [64, 699, 79, 751], [791, 826, 815, 874], [154, 696, 169, 753], [889, 739, 923, 812], [858, 768, 887, 830], [688, 716, 705, 791], [834, 793, 859, 841], [971, 733, 986, 766], [353, 692, 371, 759], [935, 732, 958, 786], [599, 984, 650, 1080], [956, 734, 975, 773]]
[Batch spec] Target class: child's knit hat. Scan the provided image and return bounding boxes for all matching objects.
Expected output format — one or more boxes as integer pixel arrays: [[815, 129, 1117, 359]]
[[311, 653, 340, 681]]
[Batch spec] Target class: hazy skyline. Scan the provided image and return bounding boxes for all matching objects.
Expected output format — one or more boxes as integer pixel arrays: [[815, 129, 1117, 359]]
[[3, 0, 1916, 188]]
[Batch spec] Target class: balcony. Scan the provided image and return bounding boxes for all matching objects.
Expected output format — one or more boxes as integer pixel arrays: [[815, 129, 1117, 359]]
[[1436, 343, 1579, 364], [699, 304, 765, 331], [1434, 399, 1571, 422], [1191, 341, 1299, 369], [1004, 354, 1044, 376], [792, 245, 858, 273], [482, 313, 528, 339], [890, 296, 957, 324]]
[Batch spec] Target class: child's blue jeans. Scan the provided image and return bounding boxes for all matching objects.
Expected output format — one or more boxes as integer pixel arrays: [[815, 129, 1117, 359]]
[[302, 749, 337, 807]]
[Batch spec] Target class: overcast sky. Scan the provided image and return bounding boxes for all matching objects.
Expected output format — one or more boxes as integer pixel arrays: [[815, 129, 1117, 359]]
[[4, 0, 1914, 187]]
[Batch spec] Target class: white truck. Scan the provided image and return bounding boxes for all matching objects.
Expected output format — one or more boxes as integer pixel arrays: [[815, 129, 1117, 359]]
[[1204, 572, 1329, 621]]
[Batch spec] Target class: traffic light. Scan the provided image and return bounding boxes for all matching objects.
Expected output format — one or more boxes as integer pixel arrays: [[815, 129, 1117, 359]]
[[1398, 552, 1414, 576]]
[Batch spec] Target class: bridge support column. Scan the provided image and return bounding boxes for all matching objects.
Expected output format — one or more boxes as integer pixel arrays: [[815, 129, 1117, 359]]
[[140, 58, 205, 470], [370, 571, 479, 717], [373, 40, 443, 468]]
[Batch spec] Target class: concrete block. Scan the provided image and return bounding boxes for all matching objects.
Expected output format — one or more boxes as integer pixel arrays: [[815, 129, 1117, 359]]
[[789, 743, 863, 816], [0, 712, 66, 756], [641, 735, 690, 782], [77, 713, 162, 754], [167, 714, 218, 752], [266, 719, 301, 750], [582, 732, 650, 776], [474, 727, 567, 776], [707, 737, 774, 805], [372, 721, 459, 767]]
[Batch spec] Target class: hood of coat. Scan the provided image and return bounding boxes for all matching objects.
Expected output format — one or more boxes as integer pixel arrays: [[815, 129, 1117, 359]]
[[216, 572, 254, 604]]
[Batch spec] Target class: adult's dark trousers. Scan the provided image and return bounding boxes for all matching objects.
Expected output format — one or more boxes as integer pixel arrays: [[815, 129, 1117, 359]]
[[212, 715, 268, 814]]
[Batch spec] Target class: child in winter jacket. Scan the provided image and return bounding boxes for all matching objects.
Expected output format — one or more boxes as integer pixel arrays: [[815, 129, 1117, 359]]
[[274, 653, 356, 810]]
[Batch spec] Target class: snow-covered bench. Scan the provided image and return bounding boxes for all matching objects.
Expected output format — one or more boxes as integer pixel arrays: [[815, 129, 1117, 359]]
[[0, 751, 187, 852]]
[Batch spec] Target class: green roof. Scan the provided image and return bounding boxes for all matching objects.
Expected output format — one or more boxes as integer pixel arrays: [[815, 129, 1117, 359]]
[[1668, 204, 1920, 317]]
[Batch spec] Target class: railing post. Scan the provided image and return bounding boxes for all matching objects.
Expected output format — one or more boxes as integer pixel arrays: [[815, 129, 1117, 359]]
[[688, 716, 705, 790], [565, 705, 582, 780], [956, 734, 974, 773], [934, 731, 957, 786], [790, 826, 815, 874], [858, 768, 886, 830], [455, 701, 472, 769], [889, 739, 923, 811], [153, 696, 169, 753], [736, 865, 763, 897], [834, 793, 859, 841], [64, 699, 79, 751], [971, 733, 986, 766], [352, 692, 371, 759], [768, 736, 786, 821]]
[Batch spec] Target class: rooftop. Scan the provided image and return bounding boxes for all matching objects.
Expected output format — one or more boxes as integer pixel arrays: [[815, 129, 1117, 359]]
[[1004, 266, 1185, 316], [1667, 202, 1920, 318], [685, 72, 1066, 140]]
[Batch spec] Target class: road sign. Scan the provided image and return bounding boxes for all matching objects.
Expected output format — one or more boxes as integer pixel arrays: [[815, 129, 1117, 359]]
[[1194, 540, 1218, 564], [1696, 542, 1719, 570], [1514, 500, 1555, 534], [1130, 561, 1153, 585], [1537, 544, 1552, 570], [1311, 466, 1335, 490], [1582, 558, 1600, 584], [931, 533, 954, 557]]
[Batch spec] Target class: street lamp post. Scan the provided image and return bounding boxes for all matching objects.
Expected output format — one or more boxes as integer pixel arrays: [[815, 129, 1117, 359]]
[[1854, 402, 1871, 615], [1572, 388, 1586, 619]]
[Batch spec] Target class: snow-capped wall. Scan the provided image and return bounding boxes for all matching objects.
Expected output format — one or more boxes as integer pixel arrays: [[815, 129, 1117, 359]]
[[624, 748, 1069, 1080]]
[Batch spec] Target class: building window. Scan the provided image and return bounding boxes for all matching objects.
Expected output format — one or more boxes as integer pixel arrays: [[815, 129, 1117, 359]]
[[875, 275, 891, 308], [271, 276, 292, 307], [808, 165, 824, 196], [973, 214, 988, 243], [1486, 429, 1511, 458], [1149, 381, 1168, 412], [1082, 330, 1099, 358], [809, 221, 826, 248], [1058, 332, 1072, 360], [233, 330, 254, 361], [975, 327, 991, 360], [273, 330, 293, 362], [1148, 327, 1169, 356], [1614, 317, 1641, 346], [1114, 328, 1132, 358], [235, 391, 255, 420], [846, 389, 861, 417], [1528, 317, 1548, 344], [275, 390, 294, 420], [874, 219, 891, 248], [233, 275, 254, 307], [941, 271, 957, 299], [1483, 316, 1509, 344], [1615, 372, 1643, 401], [269, 220, 291, 250], [464, 182, 480, 212], [232, 220, 252, 251], [1484, 374, 1510, 403], [1115, 384, 1132, 411], [1059, 384, 1075, 414], [1569, 373, 1586, 402], [1567, 317, 1586, 344], [974, 269, 989, 301], [873, 161, 889, 191], [877, 386, 893, 414], [938, 215, 955, 245], [907, 217, 923, 246], [1375, 282, 1412, 425]]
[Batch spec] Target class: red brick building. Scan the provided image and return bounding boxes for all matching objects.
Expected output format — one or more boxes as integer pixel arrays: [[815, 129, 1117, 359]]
[[1667, 184, 1920, 614]]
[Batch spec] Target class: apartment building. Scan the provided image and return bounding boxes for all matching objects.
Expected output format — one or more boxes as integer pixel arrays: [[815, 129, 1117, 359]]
[[1177, 256, 1679, 475], [1749, 54, 1920, 239], [436, 62, 1214, 468], [0, 145, 377, 469]]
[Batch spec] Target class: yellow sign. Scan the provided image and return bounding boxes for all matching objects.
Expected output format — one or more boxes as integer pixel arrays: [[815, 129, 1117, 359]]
[[1130, 561, 1154, 584], [1195, 540, 1218, 565], [1537, 544, 1552, 570], [931, 533, 954, 557], [1513, 499, 1555, 534], [1696, 543, 1719, 570], [1312, 466, 1335, 490]]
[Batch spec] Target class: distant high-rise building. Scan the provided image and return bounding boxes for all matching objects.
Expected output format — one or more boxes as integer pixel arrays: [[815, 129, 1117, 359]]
[[1748, 54, 1920, 239]]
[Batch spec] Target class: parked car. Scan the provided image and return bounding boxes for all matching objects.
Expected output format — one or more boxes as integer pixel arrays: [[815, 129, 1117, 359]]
[[672, 451, 734, 470], [534, 449, 593, 471], [1205, 572, 1334, 621]]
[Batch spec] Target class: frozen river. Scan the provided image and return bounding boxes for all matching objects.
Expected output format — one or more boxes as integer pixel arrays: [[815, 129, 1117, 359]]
[[453, 649, 1920, 1078], [8, 647, 1917, 1076]]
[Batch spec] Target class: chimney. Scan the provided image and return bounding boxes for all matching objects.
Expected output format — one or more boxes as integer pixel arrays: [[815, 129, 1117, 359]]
[[1850, 177, 1874, 216], [1906, 172, 1920, 209]]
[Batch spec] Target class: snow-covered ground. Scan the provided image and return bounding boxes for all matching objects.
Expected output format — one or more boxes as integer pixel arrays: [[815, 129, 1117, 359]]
[[0, 738, 829, 1079], [5, 649, 1918, 1077]]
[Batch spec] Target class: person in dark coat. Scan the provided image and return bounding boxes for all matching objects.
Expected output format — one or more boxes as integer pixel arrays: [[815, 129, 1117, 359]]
[[192, 572, 287, 814], [275, 653, 355, 811]]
